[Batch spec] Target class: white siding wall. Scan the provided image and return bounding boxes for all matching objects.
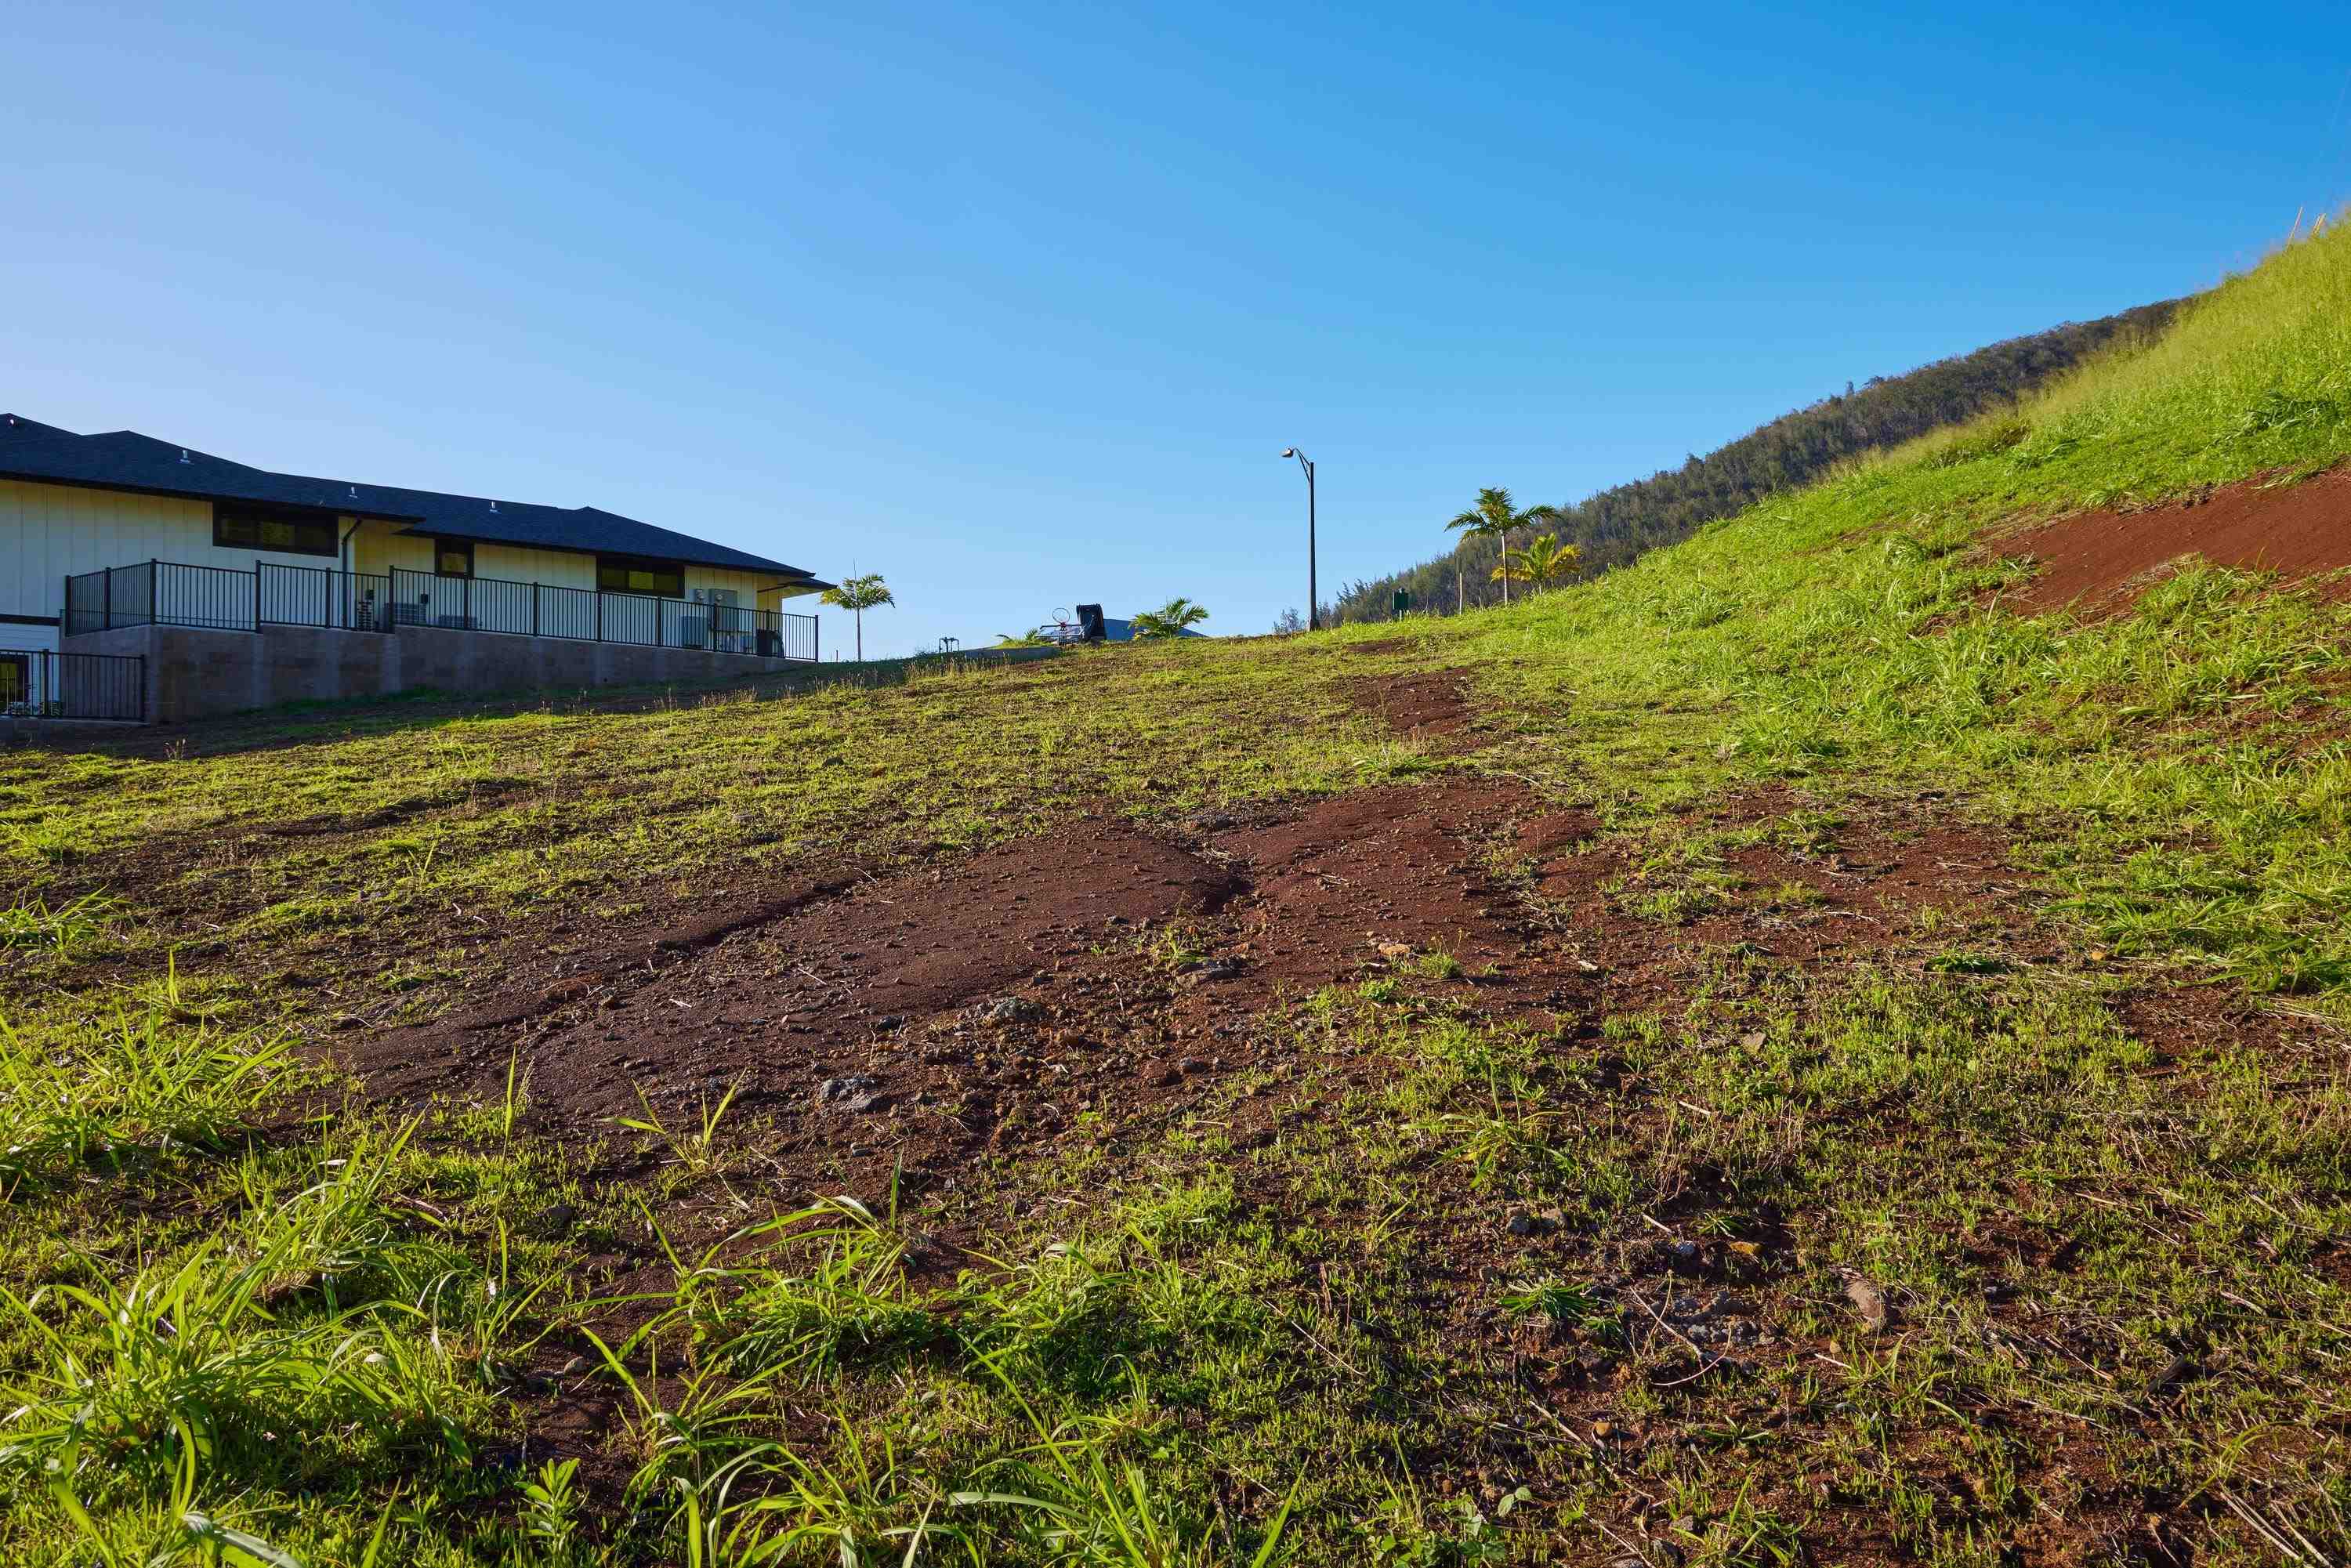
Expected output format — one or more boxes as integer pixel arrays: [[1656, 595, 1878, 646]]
[[0, 621, 60, 657], [686, 567, 771, 605], [0, 479, 381, 654], [480, 544, 596, 588], [0, 479, 215, 621]]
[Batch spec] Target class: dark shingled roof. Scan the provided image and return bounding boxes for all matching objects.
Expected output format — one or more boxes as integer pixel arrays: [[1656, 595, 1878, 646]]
[[0, 414, 820, 581]]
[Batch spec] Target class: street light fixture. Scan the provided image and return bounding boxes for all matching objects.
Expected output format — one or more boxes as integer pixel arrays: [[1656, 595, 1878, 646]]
[[1280, 447, 1317, 631]]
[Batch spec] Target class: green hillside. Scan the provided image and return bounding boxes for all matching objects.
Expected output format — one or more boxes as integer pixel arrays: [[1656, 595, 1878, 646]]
[[3, 226, 2349, 1566], [1334, 299, 2179, 623]]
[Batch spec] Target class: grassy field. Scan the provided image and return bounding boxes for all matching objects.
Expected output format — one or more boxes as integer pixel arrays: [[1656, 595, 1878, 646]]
[[4, 226, 2349, 1566]]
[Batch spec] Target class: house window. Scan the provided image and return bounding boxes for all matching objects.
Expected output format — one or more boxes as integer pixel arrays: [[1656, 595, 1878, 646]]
[[597, 556, 683, 597], [433, 539, 475, 578], [215, 504, 339, 557]]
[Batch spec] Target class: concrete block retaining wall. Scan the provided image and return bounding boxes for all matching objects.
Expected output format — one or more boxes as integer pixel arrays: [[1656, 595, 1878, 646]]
[[62, 623, 824, 724]]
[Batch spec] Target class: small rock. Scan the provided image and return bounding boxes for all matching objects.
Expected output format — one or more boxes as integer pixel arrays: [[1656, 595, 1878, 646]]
[[1737, 1030, 1766, 1049], [1144, 1066, 1181, 1088], [1505, 1208, 1540, 1237], [873, 1015, 904, 1031], [330, 1015, 362, 1032], [1179, 1056, 1210, 1075], [981, 996, 1040, 1023], [817, 1074, 887, 1112], [558, 1355, 589, 1376], [538, 1203, 578, 1237], [1845, 1276, 1893, 1332], [2150, 1353, 2199, 1393]]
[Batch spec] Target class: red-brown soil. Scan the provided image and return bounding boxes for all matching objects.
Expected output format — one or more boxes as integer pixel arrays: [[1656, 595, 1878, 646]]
[[345, 780, 2061, 1202], [1997, 466, 2351, 616], [1347, 666, 1480, 748], [317, 773, 2326, 1559]]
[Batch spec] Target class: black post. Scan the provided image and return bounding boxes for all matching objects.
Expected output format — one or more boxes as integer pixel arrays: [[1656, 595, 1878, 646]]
[[150, 559, 161, 627], [1283, 448, 1320, 632], [1307, 458, 1317, 632]]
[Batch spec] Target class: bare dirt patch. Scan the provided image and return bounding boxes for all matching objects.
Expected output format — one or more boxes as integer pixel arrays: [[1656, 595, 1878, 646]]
[[1348, 666, 1479, 748], [1182, 780, 1567, 1021], [1996, 466, 2351, 616]]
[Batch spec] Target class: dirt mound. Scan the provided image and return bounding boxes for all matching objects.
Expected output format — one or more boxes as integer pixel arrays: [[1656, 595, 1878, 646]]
[[1349, 667, 1478, 748], [346, 819, 1240, 1124], [1195, 780, 1552, 1012], [1999, 467, 2351, 615]]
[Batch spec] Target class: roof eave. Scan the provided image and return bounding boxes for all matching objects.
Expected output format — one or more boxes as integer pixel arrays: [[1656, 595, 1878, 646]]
[[0, 465, 429, 521]]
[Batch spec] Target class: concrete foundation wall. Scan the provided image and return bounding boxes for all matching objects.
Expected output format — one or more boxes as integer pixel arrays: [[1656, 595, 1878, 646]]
[[64, 622, 814, 724]]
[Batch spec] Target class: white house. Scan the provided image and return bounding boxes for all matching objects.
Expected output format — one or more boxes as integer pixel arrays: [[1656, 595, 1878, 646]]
[[1, 412, 831, 718]]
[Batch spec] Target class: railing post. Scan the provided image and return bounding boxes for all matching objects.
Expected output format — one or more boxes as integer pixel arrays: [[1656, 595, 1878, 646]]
[[532, 583, 541, 638], [252, 564, 261, 632], [150, 559, 159, 627]]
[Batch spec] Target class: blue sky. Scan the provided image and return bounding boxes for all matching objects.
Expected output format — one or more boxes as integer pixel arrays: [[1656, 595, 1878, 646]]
[[7, 2, 2346, 655]]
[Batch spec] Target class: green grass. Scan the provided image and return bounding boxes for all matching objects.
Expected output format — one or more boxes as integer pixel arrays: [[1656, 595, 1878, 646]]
[[2, 223, 2351, 1563]]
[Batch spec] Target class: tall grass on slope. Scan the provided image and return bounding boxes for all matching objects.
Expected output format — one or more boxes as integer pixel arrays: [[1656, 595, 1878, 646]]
[[1451, 220, 2351, 1005], [2033, 216, 2351, 497], [1, 1009, 302, 1192]]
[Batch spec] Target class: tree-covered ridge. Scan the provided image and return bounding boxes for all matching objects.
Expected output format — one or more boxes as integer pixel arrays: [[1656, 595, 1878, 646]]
[[1331, 298, 2180, 623]]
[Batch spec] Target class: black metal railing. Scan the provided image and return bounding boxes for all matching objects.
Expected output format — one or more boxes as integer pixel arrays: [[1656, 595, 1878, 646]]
[[386, 568, 816, 660], [64, 561, 393, 634], [258, 563, 396, 632], [2, 650, 144, 722], [64, 559, 817, 663]]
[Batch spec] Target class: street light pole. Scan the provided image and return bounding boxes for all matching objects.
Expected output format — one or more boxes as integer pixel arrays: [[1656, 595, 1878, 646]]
[[1281, 447, 1317, 631]]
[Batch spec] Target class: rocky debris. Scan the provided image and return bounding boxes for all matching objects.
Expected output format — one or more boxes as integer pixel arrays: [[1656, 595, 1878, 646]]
[[978, 996, 1041, 1024], [1845, 1276, 1893, 1332], [1177, 959, 1245, 985], [817, 1074, 891, 1114], [536, 1202, 578, 1237]]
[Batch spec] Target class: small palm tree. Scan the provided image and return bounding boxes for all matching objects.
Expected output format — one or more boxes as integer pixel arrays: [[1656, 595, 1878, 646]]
[[1445, 487, 1561, 607], [1129, 597, 1209, 640], [819, 574, 894, 661], [1492, 533, 1582, 591]]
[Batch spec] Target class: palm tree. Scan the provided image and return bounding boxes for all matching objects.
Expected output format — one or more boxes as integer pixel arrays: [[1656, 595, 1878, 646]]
[[1445, 487, 1561, 608], [820, 574, 894, 661], [1129, 596, 1209, 639], [1492, 533, 1583, 592]]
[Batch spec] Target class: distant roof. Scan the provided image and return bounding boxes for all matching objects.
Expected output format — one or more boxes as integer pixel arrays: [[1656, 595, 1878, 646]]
[[0, 412, 819, 581]]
